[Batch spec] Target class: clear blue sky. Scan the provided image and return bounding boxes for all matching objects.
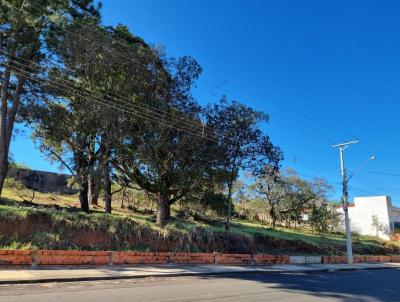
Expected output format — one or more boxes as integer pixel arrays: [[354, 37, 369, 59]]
[[11, 0, 400, 205]]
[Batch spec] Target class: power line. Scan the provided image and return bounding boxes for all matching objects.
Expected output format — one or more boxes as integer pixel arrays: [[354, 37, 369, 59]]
[[9, 0, 165, 84], [8, 0, 400, 185], [228, 83, 400, 170], [23, 0, 154, 67], [0, 49, 215, 139], [0, 53, 215, 139], [16, 0, 334, 149], [364, 171, 400, 177], [1, 59, 216, 141], [20, 0, 400, 172], [3, 1, 220, 140]]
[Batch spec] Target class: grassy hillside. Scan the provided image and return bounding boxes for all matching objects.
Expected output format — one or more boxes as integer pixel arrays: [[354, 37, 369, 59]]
[[0, 186, 399, 255]]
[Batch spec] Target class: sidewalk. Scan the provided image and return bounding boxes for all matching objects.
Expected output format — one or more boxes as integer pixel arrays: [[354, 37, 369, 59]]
[[1, 263, 399, 284]]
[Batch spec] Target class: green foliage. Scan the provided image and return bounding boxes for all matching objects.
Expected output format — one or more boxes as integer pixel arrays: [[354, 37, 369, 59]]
[[0, 196, 398, 254], [206, 97, 282, 179], [30, 232, 61, 249], [205, 98, 283, 229], [200, 191, 229, 216], [113, 55, 217, 225], [249, 169, 334, 229], [1, 0, 285, 229], [0, 0, 101, 196], [371, 215, 385, 237], [235, 198, 269, 223], [1, 0, 351, 247], [308, 204, 343, 234], [3, 177, 26, 191], [66, 176, 80, 190], [9, 162, 31, 170]]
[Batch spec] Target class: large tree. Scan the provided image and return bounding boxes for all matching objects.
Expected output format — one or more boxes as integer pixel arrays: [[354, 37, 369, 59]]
[[113, 56, 217, 225], [30, 20, 168, 212], [0, 0, 99, 196], [251, 170, 289, 228], [253, 169, 333, 228], [33, 100, 97, 212], [206, 98, 282, 230]]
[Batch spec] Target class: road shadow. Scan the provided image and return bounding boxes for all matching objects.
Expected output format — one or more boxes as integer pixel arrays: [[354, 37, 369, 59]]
[[199, 268, 400, 302]]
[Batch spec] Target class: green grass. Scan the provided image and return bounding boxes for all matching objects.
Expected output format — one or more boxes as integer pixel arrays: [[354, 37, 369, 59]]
[[234, 221, 396, 252], [0, 186, 399, 254]]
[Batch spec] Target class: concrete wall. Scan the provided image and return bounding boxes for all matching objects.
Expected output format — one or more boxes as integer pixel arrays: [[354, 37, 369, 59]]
[[6, 168, 76, 194], [337, 196, 400, 240]]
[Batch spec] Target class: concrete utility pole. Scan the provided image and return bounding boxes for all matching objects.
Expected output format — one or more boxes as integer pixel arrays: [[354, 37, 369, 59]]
[[332, 139, 359, 264]]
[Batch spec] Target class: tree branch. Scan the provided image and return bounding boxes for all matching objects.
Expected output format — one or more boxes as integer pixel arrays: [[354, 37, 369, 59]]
[[44, 146, 76, 176]]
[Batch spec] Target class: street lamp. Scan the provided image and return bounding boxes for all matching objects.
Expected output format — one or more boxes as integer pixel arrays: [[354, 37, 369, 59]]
[[348, 155, 376, 181], [332, 140, 376, 264]]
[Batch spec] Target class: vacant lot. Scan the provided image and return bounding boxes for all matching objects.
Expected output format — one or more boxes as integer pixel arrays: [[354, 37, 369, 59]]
[[0, 186, 399, 255]]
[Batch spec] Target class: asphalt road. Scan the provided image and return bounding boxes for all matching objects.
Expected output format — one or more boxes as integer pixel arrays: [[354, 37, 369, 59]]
[[0, 268, 399, 302]]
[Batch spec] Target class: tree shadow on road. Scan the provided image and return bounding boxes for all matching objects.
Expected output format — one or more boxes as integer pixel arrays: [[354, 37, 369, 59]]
[[200, 268, 400, 302]]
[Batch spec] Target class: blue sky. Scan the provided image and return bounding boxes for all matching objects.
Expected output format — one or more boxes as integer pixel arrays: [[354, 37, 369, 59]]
[[11, 0, 400, 205]]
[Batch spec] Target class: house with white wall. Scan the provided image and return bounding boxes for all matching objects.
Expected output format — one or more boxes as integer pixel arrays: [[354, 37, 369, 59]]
[[337, 196, 400, 240]]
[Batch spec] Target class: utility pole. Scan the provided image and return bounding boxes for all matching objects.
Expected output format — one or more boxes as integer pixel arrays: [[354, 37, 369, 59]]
[[332, 139, 359, 264]]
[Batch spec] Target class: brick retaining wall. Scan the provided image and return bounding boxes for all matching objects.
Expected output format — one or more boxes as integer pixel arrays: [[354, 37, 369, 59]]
[[0, 250, 399, 266]]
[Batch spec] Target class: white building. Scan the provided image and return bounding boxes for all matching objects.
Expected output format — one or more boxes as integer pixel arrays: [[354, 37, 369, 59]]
[[337, 196, 400, 240]]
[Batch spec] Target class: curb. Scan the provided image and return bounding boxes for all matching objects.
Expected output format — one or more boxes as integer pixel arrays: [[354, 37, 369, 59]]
[[0, 264, 397, 285]]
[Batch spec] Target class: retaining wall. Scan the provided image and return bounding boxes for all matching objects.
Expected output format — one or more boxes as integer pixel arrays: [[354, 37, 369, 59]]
[[7, 168, 75, 194], [0, 250, 399, 266]]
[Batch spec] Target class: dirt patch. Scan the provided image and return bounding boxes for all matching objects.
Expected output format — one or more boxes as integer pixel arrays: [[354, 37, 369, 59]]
[[252, 233, 324, 255], [0, 212, 52, 237]]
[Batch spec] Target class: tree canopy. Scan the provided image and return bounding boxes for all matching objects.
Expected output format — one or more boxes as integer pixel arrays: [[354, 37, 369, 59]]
[[0, 1, 343, 233]]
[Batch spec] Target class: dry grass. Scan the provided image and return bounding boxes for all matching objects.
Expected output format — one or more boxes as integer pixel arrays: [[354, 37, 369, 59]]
[[1, 184, 399, 253]]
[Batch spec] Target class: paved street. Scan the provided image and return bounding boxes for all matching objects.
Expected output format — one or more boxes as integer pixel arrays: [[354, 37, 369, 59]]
[[0, 268, 399, 302], [2, 263, 398, 284]]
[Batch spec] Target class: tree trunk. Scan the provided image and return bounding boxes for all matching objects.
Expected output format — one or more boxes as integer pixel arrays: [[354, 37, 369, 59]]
[[103, 166, 112, 214], [0, 69, 12, 196], [120, 187, 126, 209], [87, 143, 99, 205], [0, 78, 24, 196], [269, 206, 277, 228], [156, 193, 170, 226], [0, 160, 8, 197], [79, 180, 89, 212], [0, 77, 25, 196], [225, 182, 233, 231], [88, 171, 99, 206], [75, 148, 89, 212], [99, 132, 112, 213]]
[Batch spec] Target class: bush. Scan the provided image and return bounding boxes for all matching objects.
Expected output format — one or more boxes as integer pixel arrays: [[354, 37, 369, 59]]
[[309, 204, 343, 234], [201, 191, 230, 217], [4, 177, 26, 190], [9, 162, 31, 170], [67, 176, 80, 190]]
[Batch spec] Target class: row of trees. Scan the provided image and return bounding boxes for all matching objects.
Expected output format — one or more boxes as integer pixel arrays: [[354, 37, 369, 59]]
[[236, 170, 342, 233], [0, 1, 282, 226]]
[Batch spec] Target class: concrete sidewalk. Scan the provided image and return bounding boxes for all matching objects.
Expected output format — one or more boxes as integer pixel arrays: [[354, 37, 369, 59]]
[[1, 263, 399, 284]]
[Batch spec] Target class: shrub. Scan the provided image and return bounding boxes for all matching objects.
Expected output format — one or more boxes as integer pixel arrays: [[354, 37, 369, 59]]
[[4, 177, 26, 190], [309, 204, 343, 234]]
